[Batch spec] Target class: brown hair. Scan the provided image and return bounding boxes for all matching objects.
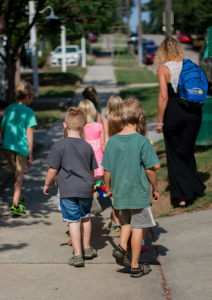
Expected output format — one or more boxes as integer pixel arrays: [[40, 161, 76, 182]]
[[65, 107, 87, 132], [108, 112, 123, 137], [105, 95, 123, 117], [154, 37, 184, 67], [82, 86, 100, 109], [16, 81, 36, 100], [78, 100, 96, 123], [120, 97, 147, 136]]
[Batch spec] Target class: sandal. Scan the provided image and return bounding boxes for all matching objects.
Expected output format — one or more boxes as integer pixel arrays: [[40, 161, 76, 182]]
[[130, 263, 152, 278]]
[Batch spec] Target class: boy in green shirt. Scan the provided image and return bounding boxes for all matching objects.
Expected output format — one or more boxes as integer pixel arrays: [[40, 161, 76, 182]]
[[1, 81, 37, 216], [102, 97, 160, 278]]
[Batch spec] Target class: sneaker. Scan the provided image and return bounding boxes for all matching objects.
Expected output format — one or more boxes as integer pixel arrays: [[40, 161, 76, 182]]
[[130, 263, 152, 278], [83, 247, 97, 259], [69, 255, 84, 267], [112, 245, 131, 268], [111, 225, 121, 232], [10, 205, 26, 216]]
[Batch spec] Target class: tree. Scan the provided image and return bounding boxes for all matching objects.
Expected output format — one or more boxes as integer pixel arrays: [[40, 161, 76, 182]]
[[143, 0, 212, 34], [0, 0, 47, 105], [0, 0, 120, 105]]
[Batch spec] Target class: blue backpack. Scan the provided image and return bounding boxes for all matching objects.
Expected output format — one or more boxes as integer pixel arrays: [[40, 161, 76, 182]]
[[178, 59, 208, 108]]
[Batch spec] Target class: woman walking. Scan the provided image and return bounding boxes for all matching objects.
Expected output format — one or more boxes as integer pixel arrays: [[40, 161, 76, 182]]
[[155, 37, 206, 207]]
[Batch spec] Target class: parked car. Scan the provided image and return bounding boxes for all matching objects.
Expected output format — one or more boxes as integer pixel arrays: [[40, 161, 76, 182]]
[[143, 45, 159, 64], [50, 45, 81, 66], [134, 40, 155, 54], [177, 31, 192, 43], [127, 32, 146, 44], [88, 33, 98, 43]]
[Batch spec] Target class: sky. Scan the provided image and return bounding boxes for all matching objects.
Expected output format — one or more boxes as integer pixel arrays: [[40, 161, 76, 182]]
[[129, 0, 150, 30]]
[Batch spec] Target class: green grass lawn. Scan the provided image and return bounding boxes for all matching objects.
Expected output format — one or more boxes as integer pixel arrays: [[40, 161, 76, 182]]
[[120, 86, 159, 120], [154, 140, 212, 217], [22, 68, 87, 98], [87, 60, 96, 66], [34, 109, 63, 125], [113, 51, 139, 68], [115, 68, 158, 85]]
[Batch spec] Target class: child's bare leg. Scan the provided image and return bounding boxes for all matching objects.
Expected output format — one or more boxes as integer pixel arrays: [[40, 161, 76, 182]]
[[81, 217, 91, 249], [13, 172, 24, 207], [69, 221, 81, 256], [120, 224, 132, 250], [112, 207, 120, 225], [131, 228, 143, 268]]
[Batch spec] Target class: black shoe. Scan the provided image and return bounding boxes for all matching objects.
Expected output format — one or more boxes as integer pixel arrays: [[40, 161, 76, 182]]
[[130, 263, 152, 278], [112, 245, 131, 269]]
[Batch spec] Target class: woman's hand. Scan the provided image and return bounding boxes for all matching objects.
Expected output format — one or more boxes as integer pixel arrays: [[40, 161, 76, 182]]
[[156, 125, 163, 134]]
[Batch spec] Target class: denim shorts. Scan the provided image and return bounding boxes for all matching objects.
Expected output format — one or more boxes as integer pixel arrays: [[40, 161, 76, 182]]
[[60, 197, 93, 223]]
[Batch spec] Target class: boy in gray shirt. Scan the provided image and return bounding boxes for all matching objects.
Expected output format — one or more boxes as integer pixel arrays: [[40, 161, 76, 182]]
[[43, 107, 98, 267]]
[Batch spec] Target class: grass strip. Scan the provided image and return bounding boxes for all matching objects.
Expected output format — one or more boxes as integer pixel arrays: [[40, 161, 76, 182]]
[[115, 68, 158, 85], [120, 86, 159, 120], [154, 140, 212, 217]]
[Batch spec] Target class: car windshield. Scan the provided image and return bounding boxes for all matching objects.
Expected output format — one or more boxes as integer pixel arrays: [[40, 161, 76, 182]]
[[55, 47, 77, 53], [147, 47, 158, 53]]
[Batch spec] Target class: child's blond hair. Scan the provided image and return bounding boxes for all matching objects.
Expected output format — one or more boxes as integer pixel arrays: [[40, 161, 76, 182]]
[[108, 112, 123, 137], [16, 81, 36, 100], [105, 95, 122, 117], [120, 97, 147, 136], [78, 100, 96, 123], [65, 107, 87, 132]]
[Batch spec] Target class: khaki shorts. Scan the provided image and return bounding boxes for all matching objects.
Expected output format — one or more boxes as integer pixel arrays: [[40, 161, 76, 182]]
[[121, 207, 156, 229], [5, 150, 28, 173]]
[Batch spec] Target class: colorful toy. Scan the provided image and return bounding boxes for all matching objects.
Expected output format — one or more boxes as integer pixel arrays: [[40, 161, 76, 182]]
[[93, 180, 111, 200]]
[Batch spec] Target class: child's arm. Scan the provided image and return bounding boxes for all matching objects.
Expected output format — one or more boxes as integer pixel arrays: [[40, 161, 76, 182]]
[[26, 127, 33, 165], [154, 163, 161, 171], [104, 170, 112, 198], [103, 118, 109, 143], [43, 167, 58, 195], [1, 127, 5, 141], [97, 110, 102, 124], [146, 167, 160, 202], [100, 126, 105, 153], [55, 175, 59, 188]]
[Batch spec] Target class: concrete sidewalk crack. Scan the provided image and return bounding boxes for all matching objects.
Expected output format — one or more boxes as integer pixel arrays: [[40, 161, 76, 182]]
[[150, 228, 172, 300]]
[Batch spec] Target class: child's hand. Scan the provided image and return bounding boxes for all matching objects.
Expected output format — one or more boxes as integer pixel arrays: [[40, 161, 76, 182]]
[[152, 190, 160, 202], [106, 190, 113, 199], [43, 184, 51, 195], [55, 181, 59, 188], [28, 153, 33, 165]]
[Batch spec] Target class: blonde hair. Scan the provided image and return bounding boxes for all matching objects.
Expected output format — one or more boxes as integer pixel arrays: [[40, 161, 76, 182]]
[[16, 81, 36, 100], [78, 100, 96, 123], [65, 107, 87, 132], [120, 97, 147, 136], [108, 112, 123, 137], [154, 37, 184, 67], [105, 95, 123, 117]]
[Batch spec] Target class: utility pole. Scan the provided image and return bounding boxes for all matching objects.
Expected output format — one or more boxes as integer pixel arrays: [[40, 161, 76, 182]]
[[165, 0, 172, 38], [138, 0, 143, 66], [126, 0, 130, 39], [29, 1, 39, 97], [60, 26, 67, 73]]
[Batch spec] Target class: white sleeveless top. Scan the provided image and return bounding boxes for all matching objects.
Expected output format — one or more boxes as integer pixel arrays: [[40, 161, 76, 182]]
[[164, 61, 183, 93]]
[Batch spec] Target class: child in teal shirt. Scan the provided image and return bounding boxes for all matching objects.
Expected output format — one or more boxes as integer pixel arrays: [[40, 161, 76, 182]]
[[1, 81, 37, 216], [102, 97, 160, 278]]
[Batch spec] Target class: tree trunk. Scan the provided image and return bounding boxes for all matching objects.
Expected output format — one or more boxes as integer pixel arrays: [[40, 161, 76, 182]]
[[15, 47, 22, 87], [7, 58, 16, 106]]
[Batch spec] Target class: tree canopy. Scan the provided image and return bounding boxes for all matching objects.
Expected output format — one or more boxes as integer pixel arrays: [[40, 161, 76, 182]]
[[143, 0, 212, 34]]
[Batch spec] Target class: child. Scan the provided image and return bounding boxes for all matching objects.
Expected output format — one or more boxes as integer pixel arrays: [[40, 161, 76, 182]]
[[102, 97, 160, 278], [43, 107, 98, 267], [82, 86, 101, 123], [108, 112, 123, 231], [103, 95, 122, 142], [0, 81, 37, 216]]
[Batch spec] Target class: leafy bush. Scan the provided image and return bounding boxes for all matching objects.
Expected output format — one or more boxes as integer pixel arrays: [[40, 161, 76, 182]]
[[37, 56, 47, 68]]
